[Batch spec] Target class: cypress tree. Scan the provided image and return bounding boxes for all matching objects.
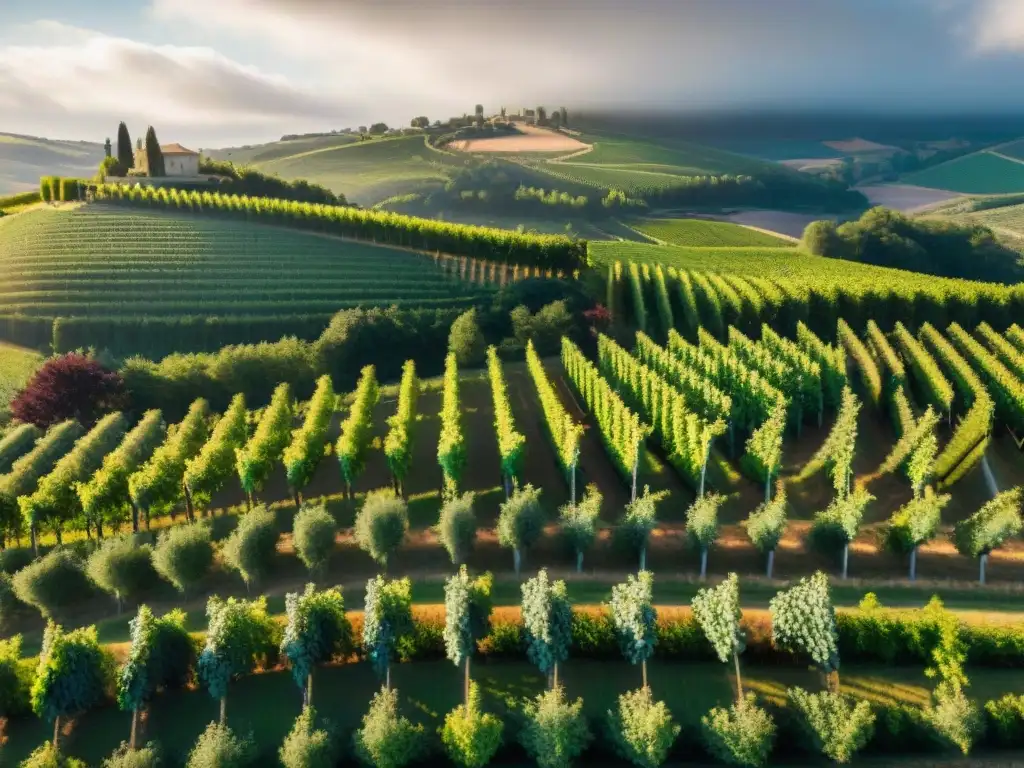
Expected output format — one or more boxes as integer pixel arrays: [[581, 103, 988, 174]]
[[144, 126, 165, 177], [116, 122, 133, 169]]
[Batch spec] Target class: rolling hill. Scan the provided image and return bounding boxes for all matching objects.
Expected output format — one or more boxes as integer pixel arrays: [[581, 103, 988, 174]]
[[0, 204, 490, 357], [902, 150, 1024, 194], [0, 133, 105, 194]]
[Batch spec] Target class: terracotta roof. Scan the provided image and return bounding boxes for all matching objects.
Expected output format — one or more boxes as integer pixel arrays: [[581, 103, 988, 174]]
[[160, 143, 198, 155]]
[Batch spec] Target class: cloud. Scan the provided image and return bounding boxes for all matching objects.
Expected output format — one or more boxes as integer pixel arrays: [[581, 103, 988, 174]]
[[0, 21, 352, 143], [970, 0, 1024, 53], [149, 0, 1024, 117]]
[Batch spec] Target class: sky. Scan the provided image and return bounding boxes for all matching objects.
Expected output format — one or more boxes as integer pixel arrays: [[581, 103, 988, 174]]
[[4, 0, 1024, 147]]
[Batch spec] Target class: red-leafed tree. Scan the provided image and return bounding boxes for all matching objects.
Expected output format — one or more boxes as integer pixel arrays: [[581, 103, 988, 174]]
[[12, 354, 127, 427]]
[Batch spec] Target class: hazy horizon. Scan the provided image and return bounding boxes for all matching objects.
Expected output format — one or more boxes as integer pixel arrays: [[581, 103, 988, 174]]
[[6, 0, 1024, 146]]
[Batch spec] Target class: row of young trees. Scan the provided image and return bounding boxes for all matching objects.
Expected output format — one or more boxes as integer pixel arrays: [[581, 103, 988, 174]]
[[486, 347, 525, 499], [337, 367, 379, 499], [93, 183, 588, 269], [26, 565, 996, 768], [384, 362, 418, 497], [525, 340, 583, 503]]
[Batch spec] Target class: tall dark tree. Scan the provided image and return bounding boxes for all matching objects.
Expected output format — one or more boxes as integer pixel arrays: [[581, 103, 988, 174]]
[[536, 106, 547, 125], [116, 122, 134, 170], [559, 107, 568, 126], [144, 126, 165, 177], [11, 354, 127, 428]]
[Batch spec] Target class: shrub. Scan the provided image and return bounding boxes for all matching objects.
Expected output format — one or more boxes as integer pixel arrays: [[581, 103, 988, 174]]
[[222, 505, 279, 587], [0, 545, 34, 574], [0, 571, 24, 628], [449, 309, 486, 367], [11, 353, 127, 428], [186, 722, 257, 768], [606, 686, 679, 768], [11, 549, 93, 619], [86, 536, 157, 611], [20, 742, 87, 768], [292, 505, 337, 575], [700, 695, 776, 768], [441, 681, 503, 768], [437, 492, 476, 565], [0, 635, 32, 718], [928, 688, 983, 755], [519, 686, 591, 768], [31, 623, 112, 738], [281, 584, 353, 701], [152, 524, 214, 594], [102, 742, 161, 768], [354, 489, 408, 567], [280, 706, 339, 768], [984, 693, 1024, 747], [353, 686, 426, 768], [788, 687, 875, 763]]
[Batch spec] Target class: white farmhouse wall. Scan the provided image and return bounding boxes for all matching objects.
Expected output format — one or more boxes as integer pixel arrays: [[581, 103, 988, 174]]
[[164, 155, 199, 176]]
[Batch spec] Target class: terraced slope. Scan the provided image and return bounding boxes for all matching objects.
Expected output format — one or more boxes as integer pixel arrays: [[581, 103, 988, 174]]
[[0, 205, 490, 355], [904, 151, 1024, 194]]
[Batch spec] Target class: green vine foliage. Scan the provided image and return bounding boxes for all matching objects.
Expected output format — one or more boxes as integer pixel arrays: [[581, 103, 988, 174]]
[[197, 596, 276, 703], [953, 487, 1023, 558], [441, 682, 504, 768], [362, 576, 413, 681], [437, 492, 477, 566], [923, 599, 982, 754], [885, 489, 951, 554], [700, 694, 776, 768], [743, 488, 787, 553], [616, 486, 668, 565], [788, 687, 875, 763], [335, 366, 380, 496], [443, 567, 493, 669], [353, 686, 425, 768], [117, 605, 194, 714], [438, 354, 466, 495], [383, 361, 417, 491], [686, 493, 725, 553], [519, 686, 592, 768], [606, 686, 680, 768], [354, 488, 409, 567], [186, 722, 256, 768], [769, 572, 839, 673], [103, 741, 160, 767], [284, 375, 335, 495], [558, 484, 602, 569], [496, 484, 545, 566], [521, 569, 572, 677], [811, 488, 874, 551], [31, 622, 112, 726], [184, 394, 246, 510], [236, 383, 293, 497], [79, 409, 166, 532], [609, 571, 657, 668], [280, 584, 352, 693], [798, 385, 860, 497], [279, 706, 339, 768], [692, 573, 745, 664], [0, 635, 31, 719], [21, 742, 87, 767]]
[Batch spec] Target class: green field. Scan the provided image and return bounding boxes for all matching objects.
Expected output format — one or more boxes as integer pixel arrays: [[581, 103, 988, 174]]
[[255, 135, 464, 204], [994, 139, 1024, 161], [630, 218, 796, 247], [564, 135, 770, 175], [0, 206, 488, 318], [538, 163, 698, 194], [903, 151, 1024, 194]]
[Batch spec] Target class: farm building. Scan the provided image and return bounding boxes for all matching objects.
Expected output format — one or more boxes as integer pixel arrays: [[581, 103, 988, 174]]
[[133, 143, 200, 176]]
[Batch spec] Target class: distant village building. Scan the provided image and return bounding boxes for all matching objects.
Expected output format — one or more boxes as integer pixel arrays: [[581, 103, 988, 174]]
[[134, 143, 200, 176]]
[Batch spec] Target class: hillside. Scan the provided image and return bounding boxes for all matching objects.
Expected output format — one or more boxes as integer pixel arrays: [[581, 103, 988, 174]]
[[0, 133, 104, 194], [234, 134, 465, 205], [902, 150, 1024, 194], [204, 132, 362, 165], [0, 205, 490, 356], [628, 217, 796, 247]]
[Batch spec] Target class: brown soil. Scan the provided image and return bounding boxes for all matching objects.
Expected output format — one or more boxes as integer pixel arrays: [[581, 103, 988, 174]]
[[452, 124, 589, 153]]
